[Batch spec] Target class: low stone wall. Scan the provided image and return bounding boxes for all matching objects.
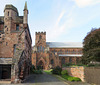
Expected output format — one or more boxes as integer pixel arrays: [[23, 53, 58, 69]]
[[63, 66, 100, 85], [85, 67, 100, 85], [63, 66, 85, 82]]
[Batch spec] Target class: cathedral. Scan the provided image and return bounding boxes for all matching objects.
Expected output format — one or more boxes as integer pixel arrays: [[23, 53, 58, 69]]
[[32, 32, 83, 70]]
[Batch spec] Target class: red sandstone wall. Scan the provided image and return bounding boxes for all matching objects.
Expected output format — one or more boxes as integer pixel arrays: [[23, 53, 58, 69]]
[[63, 66, 85, 82]]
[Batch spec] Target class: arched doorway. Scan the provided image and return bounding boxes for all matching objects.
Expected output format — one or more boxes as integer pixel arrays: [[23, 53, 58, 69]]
[[37, 60, 44, 69]]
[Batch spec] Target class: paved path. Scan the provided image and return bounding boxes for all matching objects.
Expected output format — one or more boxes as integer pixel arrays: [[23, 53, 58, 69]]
[[23, 72, 67, 85]]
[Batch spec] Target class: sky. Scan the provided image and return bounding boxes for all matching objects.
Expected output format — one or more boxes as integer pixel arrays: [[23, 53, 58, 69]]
[[0, 0, 100, 45]]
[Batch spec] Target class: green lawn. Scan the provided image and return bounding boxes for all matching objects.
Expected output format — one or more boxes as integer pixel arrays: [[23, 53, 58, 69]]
[[44, 69, 53, 74]]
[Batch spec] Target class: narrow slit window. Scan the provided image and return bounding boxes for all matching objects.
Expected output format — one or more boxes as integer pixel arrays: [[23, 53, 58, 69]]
[[16, 25, 19, 31], [8, 12, 9, 16]]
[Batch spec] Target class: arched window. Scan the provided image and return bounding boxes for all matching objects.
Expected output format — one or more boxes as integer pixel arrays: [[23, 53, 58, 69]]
[[51, 59, 54, 64], [39, 35, 42, 40], [16, 25, 19, 31], [60, 49, 62, 54], [37, 46, 39, 52], [43, 47, 44, 52], [40, 46, 42, 51], [69, 57, 72, 63], [8, 12, 9, 16], [61, 57, 65, 65]]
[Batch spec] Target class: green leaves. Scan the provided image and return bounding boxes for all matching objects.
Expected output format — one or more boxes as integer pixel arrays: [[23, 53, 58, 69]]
[[82, 28, 100, 64]]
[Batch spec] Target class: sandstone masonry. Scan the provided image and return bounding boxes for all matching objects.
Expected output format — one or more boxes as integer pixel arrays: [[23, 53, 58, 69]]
[[0, 2, 32, 83]]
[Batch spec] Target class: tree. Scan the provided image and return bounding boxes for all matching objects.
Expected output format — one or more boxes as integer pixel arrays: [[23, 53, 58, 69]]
[[82, 28, 100, 64]]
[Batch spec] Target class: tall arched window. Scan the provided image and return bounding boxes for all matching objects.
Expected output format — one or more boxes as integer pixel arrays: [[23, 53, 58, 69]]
[[43, 47, 44, 52], [39, 35, 42, 40], [51, 59, 54, 64], [40, 46, 42, 51], [8, 11, 9, 16], [37, 46, 39, 52], [61, 57, 65, 65], [69, 57, 72, 63]]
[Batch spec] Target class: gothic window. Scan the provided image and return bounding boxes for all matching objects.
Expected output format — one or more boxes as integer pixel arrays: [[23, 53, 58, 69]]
[[61, 57, 65, 65], [69, 57, 72, 63], [51, 59, 54, 64], [60, 49, 62, 54], [8, 12, 9, 16], [37, 46, 39, 52], [13, 44, 16, 54], [39, 35, 42, 40], [40, 46, 42, 51], [67, 50, 68, 53], [43, 47, 44, 52], [16, 25, 19, 31]]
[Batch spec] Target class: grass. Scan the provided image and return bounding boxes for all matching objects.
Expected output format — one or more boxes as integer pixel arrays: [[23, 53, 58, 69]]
[[44, 69, 53, 74]]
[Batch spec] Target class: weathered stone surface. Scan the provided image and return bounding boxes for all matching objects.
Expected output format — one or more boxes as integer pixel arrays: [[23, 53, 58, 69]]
[[0, 3, 32, 83]]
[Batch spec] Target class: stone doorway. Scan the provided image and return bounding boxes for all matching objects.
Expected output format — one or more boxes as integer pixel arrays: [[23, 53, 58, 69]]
[[0, 64, 11, 80], [37, 61, 44, 69]]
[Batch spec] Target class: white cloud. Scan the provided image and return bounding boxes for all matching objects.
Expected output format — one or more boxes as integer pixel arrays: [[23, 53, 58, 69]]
[[73, 0, 100, 8]]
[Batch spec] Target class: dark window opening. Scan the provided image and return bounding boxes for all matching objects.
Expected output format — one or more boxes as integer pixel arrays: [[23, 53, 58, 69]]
[[16, 25, 19, 31], [8, 12, 9, 16], [69, 57, 72, 63], [51, 59, 54, 64], [6, 42, 8, 46], [0, 65, 11, 79], [7, 28, 8, 31], [0, 34, 1, 38], [61, 58, 65, 65], [13, 44, 16, 54], [39, 35, 42, 40]]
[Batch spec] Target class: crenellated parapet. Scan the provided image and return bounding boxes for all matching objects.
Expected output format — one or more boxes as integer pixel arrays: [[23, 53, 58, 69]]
[[35, 31, 46, 35]]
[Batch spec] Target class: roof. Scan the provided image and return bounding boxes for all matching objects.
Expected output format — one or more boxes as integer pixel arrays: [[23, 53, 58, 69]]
[[15, 16, 23, 23], [59, 54, 82, 57], [4, 5, 18, 14], [46, 42, 83, 48], [24, 2, 27, 10], [0, 17, 4, 24]]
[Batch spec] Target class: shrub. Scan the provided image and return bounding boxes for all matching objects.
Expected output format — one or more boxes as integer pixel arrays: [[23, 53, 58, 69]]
[[52, 66, 62, 75], [61, 70, 68, 75], [33, 70, 43, 74], [30, 65, 35, 73], [68, 77, 81, 81], [37, 66, 42, 70], [61, 75, 69, 80]]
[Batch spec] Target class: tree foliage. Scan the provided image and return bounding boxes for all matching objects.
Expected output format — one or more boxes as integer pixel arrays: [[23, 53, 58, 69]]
[[82, 28, 100, 64]]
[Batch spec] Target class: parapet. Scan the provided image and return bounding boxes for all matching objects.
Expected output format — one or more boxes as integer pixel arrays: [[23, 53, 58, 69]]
[[35, 31, 46, 35]]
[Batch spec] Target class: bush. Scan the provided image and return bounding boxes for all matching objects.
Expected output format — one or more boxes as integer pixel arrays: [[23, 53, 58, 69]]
[[33, 70, 43, 74], [52, 66, 62, 75], [30, 65, 36, 73], [61, 70, 68, 75], [68, 76, 81, 81], [61, 75, 69, 80], [37, 66, 42, 70]]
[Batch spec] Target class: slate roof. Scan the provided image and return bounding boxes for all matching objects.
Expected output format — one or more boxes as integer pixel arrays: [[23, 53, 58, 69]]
[[0, 17, 4, 24], [46, 42, 83, 48], [4, 5, 18, 13]]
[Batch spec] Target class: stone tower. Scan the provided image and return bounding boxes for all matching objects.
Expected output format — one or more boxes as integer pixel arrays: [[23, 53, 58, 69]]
[[4, 5, 19, 33], [35, 32, 46, 47]]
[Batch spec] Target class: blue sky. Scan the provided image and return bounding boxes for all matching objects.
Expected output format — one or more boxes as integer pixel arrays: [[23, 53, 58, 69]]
[[0, 0, 100, 45]]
